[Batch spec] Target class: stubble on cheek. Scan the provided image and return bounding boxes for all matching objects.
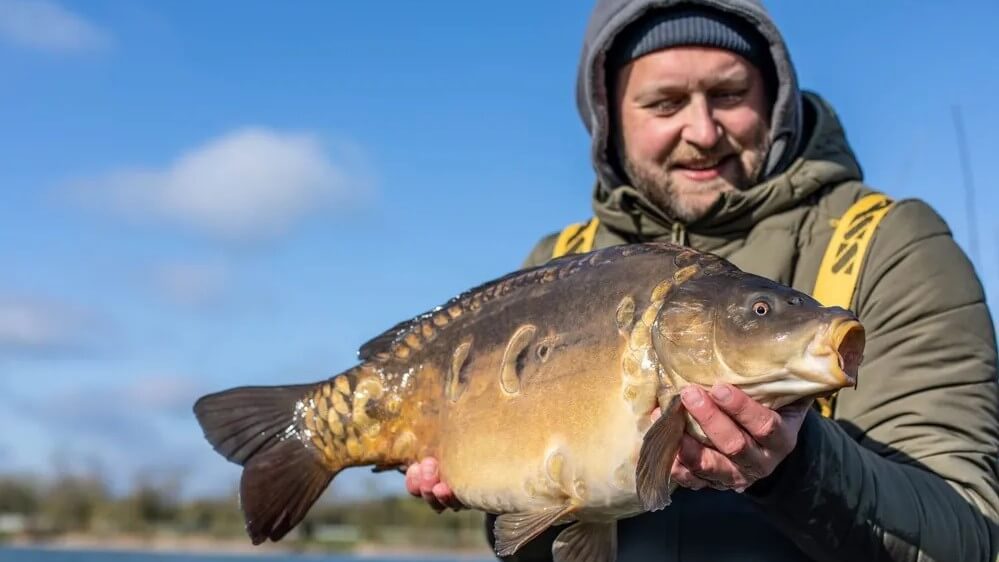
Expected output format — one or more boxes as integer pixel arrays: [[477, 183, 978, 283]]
[[620, 126, 770, 223]]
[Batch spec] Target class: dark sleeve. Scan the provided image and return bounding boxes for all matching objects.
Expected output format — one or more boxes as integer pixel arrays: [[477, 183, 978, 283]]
[[747, 199, 999, 561]]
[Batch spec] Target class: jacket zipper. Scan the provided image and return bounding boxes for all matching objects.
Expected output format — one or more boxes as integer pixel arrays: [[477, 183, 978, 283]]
[[671, 222, 687, 246]]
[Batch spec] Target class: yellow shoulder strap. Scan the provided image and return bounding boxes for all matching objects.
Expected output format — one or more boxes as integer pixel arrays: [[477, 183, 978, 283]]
[[813, 193, 894, 310], [813, 192, 893, 417], [552, 217, 600, 258]]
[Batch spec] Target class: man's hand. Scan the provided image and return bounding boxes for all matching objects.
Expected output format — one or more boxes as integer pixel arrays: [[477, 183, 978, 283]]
[[667, 383, 810, 492], [404, 382, 809, 511], [404, 457, 465, 512]]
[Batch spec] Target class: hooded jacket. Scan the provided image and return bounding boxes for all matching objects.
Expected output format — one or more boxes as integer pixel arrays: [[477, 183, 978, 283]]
[[496, 1, 999, 560]]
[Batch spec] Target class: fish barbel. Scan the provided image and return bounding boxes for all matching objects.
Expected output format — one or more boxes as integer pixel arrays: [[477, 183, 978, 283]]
[[193, 242, 864, 560]]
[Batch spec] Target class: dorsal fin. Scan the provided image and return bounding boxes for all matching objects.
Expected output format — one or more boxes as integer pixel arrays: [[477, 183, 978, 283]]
[[356, 243, 687, 364], [356, 260, 556, 363], [357, 317, 414, 362]]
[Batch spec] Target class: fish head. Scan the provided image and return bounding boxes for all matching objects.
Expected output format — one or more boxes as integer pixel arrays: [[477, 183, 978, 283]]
[[653, 271, 865, 409]]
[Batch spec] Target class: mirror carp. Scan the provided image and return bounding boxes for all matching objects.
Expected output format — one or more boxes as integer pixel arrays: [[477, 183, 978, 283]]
[[193, 242, 864, 560]]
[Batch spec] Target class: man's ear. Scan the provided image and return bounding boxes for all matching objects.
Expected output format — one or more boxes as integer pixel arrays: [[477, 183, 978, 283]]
[[605, 63, 633, 177]]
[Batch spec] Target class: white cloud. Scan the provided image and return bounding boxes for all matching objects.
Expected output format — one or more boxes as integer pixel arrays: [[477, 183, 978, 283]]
[[5, 373, 221, 495], [124, 373, 205, 416], [150, 261, 228, 308], [72, 127, 369, 241], [6, 374, 205, 456], [0, 0, 111, 53], [0, 296, 92, 356]]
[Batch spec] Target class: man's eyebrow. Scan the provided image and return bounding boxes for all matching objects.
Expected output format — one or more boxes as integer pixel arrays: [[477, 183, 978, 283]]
[[707, 66, 752, 86], [633, 64, 752, 91], [633, 82, 689, 97], [631, 75, 751, 101]]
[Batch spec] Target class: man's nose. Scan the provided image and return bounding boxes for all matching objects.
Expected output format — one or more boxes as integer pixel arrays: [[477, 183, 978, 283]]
[[680, 99, 721, 149]]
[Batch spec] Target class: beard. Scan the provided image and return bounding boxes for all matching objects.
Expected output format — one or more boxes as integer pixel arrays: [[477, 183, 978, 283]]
[[621, 127, 771, 224]]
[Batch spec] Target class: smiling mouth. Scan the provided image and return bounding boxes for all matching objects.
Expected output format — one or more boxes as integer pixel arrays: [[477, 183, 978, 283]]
[[676, 156, 730, 170]]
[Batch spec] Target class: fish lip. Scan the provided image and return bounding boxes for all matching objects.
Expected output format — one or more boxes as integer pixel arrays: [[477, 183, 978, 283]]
[[782, 317, 865, 394], [729, 317, 866, 407], [830, 318, 865, 388]]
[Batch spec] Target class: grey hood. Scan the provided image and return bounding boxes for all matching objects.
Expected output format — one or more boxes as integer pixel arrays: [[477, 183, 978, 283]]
[[577, 0, 805, 224]]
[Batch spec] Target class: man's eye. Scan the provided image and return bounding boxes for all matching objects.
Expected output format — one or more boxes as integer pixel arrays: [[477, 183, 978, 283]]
[[647, 98, 684, 115], [713, 90, 747, 107]]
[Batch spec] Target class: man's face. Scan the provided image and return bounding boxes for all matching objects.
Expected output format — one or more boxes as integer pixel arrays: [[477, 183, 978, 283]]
[[614, 46, 771, 223]]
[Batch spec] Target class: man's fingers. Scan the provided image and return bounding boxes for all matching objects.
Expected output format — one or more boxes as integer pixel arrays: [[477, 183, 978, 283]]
[[677, 434, 711, 472], [708, 383, 784, 450], [405, 463, 421, 497], [432, 482, 464, 511], [671, 458, 710, 491], [406, 457, 463, 512], [419, 457, 439, 491], [416, 459, 443, 512], [682, 386, 765, 471], [421, 490, 446, 513], [402, 458, 441, 512], [676, 434, 751, 490]]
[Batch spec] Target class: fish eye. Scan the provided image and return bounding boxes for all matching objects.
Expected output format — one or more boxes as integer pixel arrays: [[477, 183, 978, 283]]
[[753, 301, 770, 316]]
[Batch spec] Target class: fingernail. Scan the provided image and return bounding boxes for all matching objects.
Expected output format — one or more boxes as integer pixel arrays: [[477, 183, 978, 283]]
[[681, 386, 704, 407], [711, 384, 732, 403]]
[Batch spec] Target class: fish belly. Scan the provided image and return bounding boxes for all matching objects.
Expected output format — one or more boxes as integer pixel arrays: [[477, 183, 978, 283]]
[[438, 379, 652, 520]]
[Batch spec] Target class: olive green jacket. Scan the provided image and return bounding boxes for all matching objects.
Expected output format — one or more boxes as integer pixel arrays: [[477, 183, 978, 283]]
[[501, 93, 999, 561]]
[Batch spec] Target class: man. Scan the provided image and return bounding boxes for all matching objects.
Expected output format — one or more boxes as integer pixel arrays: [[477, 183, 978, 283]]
[[407, 1, 999, 560]]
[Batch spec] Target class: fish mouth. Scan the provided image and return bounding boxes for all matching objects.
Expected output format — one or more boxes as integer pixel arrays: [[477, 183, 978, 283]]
[[781, 317, 865, 400], [736, 317, 866, 410], [831, 318, 865, 388]]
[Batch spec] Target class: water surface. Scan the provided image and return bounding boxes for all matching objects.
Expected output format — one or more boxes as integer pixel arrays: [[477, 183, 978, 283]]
[[0, 547, 489, 562]]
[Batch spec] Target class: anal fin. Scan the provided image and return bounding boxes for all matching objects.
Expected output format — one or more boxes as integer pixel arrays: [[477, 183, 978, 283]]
[[494, 503, 577, 557], [552, 521, 617, 562], [636, 392, 685, 512]]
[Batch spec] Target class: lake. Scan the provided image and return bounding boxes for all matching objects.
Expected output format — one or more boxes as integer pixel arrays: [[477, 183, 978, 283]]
[[0, 547, 491, 562]]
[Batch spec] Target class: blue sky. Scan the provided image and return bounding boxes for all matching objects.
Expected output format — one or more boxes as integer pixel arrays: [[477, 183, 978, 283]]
[[1, 0, 997, 500]]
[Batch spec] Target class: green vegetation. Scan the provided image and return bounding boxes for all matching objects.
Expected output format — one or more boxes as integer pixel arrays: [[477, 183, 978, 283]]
[[0, 472, 489, 553]]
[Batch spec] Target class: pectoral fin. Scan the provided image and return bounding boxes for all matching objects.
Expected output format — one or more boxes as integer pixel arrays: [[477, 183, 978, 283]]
[[552, 521, 617, 562], [636, 392, 685, 512], [494, 503, 577, 557]]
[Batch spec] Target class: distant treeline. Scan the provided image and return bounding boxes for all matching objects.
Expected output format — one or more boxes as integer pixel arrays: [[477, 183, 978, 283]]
[[0, 471, 489, 551]]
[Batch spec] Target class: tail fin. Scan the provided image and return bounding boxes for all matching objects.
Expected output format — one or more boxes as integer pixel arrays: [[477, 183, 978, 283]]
[[193, 383, 335, 544]]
